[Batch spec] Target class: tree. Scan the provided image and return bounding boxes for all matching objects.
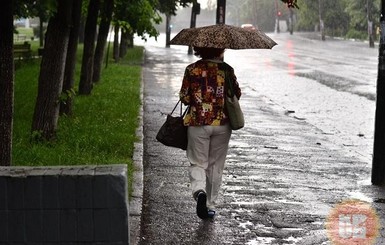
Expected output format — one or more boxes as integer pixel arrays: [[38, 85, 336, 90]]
[[294, 0, 348, 38], [224, 0, 295, 32], [0, 0, 14, 166], [344, 0, 380, 42], [78, 0, 101, 95], [119, 28, 130, 58], [60, 0, 83, 116], [113, 23, 120, 61], [113, 0, 161, 59], [295, 0, 319, 31], [32, 0, 73, 141], [280, 0, 298, 8], [93, 0, 114, 83], [294, 0, 379, 40], [157, 0, 194, 47]]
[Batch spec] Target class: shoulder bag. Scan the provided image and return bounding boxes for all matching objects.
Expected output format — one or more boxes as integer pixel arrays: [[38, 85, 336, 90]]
[[225, 67, 244, 130], [156, 100, 189, 150]]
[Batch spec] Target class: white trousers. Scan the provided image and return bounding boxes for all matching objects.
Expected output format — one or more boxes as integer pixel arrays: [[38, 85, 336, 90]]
[[187, 124, 231, 209]]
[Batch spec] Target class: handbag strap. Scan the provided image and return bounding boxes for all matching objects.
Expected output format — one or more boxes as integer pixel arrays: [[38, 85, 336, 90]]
[[171, 100, 189, 116], [224, 64, 235, 97]]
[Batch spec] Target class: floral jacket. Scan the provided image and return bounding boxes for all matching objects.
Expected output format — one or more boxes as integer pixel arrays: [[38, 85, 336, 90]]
[[179, 59, 241, 126]]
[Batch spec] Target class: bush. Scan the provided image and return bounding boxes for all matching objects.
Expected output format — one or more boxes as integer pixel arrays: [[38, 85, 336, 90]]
[[345, 29, 367, 40]]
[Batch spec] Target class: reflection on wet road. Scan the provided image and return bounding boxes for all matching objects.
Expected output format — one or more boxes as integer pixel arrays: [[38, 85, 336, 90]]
[[138, 33, 385, 245]]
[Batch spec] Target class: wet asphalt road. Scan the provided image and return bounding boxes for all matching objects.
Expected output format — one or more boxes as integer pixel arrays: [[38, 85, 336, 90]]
[[137, 33, 385, 244]]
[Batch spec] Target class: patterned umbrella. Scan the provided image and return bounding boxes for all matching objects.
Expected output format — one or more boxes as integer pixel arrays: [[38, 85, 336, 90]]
[[170, 24, 277, 49]]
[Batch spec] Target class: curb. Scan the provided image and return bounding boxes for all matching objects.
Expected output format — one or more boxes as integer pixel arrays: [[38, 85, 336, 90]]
[[129, 60, 145, 245]]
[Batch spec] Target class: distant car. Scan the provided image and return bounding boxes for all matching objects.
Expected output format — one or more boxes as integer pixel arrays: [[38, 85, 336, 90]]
[[241, 24, 256, 31]]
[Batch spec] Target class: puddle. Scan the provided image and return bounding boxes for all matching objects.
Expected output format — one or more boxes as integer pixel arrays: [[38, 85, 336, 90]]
[[229, 141, 251, 148], [348, 191, 373, 203], [283, 236, 303, 243], [275, 199, 303, 205], [231, 201, 267, 206], [357, 178, 371, 185], [239, 221, 253, 229], [312, 221, 324, 226], [246, 237, 276, 244], [281, 228, 304, 231]]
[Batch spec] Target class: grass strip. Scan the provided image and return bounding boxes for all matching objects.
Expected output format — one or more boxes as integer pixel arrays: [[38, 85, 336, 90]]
[[13, 45, 144, 196]]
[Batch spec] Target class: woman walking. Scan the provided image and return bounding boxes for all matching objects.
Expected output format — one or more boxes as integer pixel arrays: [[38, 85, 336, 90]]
[[179, 47, 241, 219]]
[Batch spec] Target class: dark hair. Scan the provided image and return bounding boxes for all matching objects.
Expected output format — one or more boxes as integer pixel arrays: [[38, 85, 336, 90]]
[[193, 47, 225, 59]]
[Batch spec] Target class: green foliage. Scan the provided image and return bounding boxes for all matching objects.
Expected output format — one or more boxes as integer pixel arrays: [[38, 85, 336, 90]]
[[14, 27, 34, 42], [13, 45, 144, 195], [157, 0, 194, 15], [280, 0, 299, 9], [346, 29, 369, 40], [59, 88, 76, 105], [344, 0, 380, 34], [13, 0, 56, 20], [114, 0, 162, 39], [295, 0, 380, 40], [344, 0, 369, 32], [323, 1, 349, 37]]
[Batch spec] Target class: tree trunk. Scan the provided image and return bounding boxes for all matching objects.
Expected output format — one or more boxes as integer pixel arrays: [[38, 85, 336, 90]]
[[0, 0, 14, 166], [165, 14, 171, 48], [93, 0, 114, 83], [78, 0, 100, 95], [275, 0, 280, 33], [60, 0, 83, 116], [119, 29, 129, 58], [113, 24, 120, 62], [367, 0, 375, 48], [128, 34, 134, 48], [32, 0, 73, 141], [318, 0, 325, 41], [289, 8, 294, 35], [78, 17, 85, 44], [39, 17, 44, 47], [372, 0, 385, 185]]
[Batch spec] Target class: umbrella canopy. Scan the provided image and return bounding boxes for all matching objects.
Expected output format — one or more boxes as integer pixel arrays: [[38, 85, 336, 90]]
[[170, 24, 277, 49]]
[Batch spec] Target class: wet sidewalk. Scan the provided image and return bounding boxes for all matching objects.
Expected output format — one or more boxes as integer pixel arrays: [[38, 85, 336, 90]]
[[133, 44, 385, 245]]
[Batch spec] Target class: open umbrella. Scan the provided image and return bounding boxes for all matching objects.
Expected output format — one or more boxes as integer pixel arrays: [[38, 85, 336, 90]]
[[170, 24, 277, 49]]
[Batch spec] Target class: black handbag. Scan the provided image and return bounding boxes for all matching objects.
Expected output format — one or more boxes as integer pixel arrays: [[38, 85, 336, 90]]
[[156, 100, 189, 150]]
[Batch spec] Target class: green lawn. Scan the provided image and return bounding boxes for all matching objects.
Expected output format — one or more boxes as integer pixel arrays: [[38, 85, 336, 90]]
[[13, 45, 144, 196], [14, 27, 34, 43]]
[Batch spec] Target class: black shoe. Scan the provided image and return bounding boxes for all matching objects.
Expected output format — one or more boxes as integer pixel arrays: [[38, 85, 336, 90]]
[[196, 191, 208, 219]]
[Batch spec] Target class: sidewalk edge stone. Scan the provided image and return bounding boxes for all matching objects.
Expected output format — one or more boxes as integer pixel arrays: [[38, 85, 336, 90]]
[[129, 61, 145, 245]]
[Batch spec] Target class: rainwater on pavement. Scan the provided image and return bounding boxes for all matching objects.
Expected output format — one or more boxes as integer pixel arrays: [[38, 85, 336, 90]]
[[137, 32, 385, 245]]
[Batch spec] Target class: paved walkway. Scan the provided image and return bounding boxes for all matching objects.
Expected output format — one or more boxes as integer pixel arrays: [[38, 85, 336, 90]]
[[131, 44, 385, 245]]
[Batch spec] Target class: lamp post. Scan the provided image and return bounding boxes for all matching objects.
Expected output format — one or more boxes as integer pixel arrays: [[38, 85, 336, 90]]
[[372, 0, 385, 185], [216, 0, 226, 24], [188, 2, 200, 55]]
